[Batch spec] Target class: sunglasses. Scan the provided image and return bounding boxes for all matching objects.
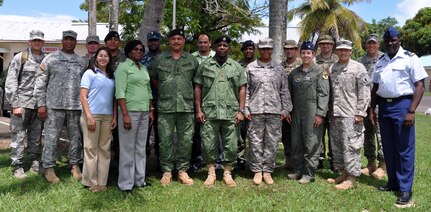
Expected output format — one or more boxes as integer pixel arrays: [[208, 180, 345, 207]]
[[133, 47, 144, 52]]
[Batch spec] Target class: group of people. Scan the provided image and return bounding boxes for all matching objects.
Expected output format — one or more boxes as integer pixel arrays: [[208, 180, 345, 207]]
[[5, 26, 426, 207]]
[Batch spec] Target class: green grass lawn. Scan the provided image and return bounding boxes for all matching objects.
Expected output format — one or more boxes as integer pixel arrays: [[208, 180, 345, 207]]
[[1, 115, 430, 211]]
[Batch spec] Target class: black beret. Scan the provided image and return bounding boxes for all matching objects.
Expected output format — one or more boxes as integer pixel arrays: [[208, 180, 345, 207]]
[[214, 36, 231, 44], [168, 29, 185, 38], [300, 41, 314, 51], [104, 31, 120, 42], [241, 40, 255, 51]]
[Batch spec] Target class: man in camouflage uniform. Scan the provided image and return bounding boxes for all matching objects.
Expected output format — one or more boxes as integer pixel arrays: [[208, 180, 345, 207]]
[[315, 35, 339, 170], [35, 30, 85, 183], [288, 41, 329, 184], [245, 38, 292, 185], [194, 36, 247, 187], [238, 40, 256, 68], [359, 34, 386, 180], [82, 35, 100, 69], [326, 39, 371, 190], [280, 40, 302, 169], [104, 31, 126, 71], [5, 30, 45, 179], [150, 29, 198, 186]]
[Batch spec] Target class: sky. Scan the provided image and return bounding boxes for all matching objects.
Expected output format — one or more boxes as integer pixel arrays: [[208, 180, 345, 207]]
[[0, 0, 430, 27]]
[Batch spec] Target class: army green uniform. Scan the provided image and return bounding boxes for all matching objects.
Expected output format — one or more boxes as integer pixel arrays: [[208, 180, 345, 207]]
[[315, 53, 338, 166], [359, 52, 385, 162], [150, 51, 198, 172], [289, 63, 329, 179], [194, 57, 247, 163], [281, 57, 302, 165]]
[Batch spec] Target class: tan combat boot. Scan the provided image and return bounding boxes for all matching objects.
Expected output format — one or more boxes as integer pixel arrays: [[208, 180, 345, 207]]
[[204, 163, 216, 187], [371, 161, 387, 180], [253, 172, 262, 185], [327, 170, 348, 184], [178, 170, 194, 185], [263, 172, 274, 185], [360, 159, 377, 176], [160, 172, 172, 186], [223, 164, 236, 187], [335, 175, 356, 190], [71, 164, 82, 180], [45, 168, 60, 184]]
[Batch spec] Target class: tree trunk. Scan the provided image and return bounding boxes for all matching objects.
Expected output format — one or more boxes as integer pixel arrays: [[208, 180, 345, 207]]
[[269, 0, 288, 63], [88, 0, 97, 35], [138, 0, 166, 42], [109, 0, 119, 32]]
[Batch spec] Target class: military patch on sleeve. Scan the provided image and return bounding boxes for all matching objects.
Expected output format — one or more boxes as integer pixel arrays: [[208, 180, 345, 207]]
[[322, 71, 329, 79], [361, 74, 371, 85]]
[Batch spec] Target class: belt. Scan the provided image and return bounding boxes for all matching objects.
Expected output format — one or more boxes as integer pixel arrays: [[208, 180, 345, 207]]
[[379, 95, 413, 103]]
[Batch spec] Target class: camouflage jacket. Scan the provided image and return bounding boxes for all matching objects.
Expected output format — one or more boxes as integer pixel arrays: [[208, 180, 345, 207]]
[[5, 48, 44, 109], [245, 59, 292, 115], [281, 57, 302, 75], [34, 50, 85, 110]]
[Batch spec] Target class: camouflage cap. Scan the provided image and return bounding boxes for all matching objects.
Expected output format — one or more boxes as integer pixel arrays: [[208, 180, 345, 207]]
[[366, 34, 380, 43], [283, 40, 298, 49], [29, 30, 44, 40], [63, 30, 77, 39], [258, 38, 273, 48], [336, 39, 353, 50], [318, 35, 334, 44], [86, 35, 100, 44]]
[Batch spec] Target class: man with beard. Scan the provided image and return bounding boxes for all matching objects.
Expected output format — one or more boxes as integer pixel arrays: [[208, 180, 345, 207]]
[[370, 27, 427, 208], [194, 36, 247, 187]]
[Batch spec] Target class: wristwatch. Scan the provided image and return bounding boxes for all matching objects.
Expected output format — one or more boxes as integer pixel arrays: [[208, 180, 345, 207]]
[[240, 109, 246, 115], [407, 109, 415, 114]]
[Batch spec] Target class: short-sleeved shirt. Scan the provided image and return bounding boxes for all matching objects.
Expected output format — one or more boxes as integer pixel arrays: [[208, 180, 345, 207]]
[[150, 51, 198, 113], [194, 57, 247, 120], [372, 46, 428, 98], [81, 68, 115, 115], [115, 58, 152, 112]]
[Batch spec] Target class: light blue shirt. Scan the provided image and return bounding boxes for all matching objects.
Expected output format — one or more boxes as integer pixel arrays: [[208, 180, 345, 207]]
[[372, 47, 428, 98], [81, 68, 115, 114]]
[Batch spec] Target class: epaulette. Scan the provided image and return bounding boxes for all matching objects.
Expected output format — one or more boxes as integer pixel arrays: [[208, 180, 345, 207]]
[[404, 51, 416, 57], [378, 54, 385, 60]]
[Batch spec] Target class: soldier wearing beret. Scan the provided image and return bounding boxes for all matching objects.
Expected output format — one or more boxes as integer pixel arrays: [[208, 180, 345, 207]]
[[359, 34, 386, 180], [35, 30, 86, 183], [326, 39, 371, 190], [370, 27, 427, 207], [150, 29, 198, 186], [239, 40, 256, 67], [194, 36, 247, 187], [104, 31, 126, 71], [5, 30, 46, 179], [287, 41, 329, 184]]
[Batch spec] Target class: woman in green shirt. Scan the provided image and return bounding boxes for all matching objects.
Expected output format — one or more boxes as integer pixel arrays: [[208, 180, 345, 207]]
[[115, 40, 154, 192]]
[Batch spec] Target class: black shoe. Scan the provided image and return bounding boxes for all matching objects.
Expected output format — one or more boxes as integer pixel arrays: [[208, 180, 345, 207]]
[[317, 160, 324, 170], [378, 185, 399, 192], [396, 192, 412, 205], [122, 189, 132, 193]]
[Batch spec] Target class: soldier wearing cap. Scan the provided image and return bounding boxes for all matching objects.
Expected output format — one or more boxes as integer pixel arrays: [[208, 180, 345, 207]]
[[280, 39, 302, 169], [104, 31, 126, 70], [315, 34, 338, 171], [140, 31, 161, 68], [287, 41, 329, 184], [326, 39, 371, 190], [370, 27, 427, 207], [194, 36, 247, 187], [35, 30, 86, 183], [82, 35, 100, 69], [149, 29, 199, 186], [359, 33, 386, 180], [192, 33, 216, 64], [5, 30, 46, 179], [244, 38, 292, 185], [239, 40, 256, 67]]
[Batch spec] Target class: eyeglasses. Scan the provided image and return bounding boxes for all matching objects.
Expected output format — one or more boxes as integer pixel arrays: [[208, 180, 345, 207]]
[[133, 48, 144, 52]]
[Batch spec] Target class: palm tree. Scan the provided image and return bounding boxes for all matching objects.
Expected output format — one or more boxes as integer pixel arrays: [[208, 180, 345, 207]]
[[288, 0, 369, 48]]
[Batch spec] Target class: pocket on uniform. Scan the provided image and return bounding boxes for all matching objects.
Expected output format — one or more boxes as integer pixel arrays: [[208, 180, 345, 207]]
[[347, 123, 364, 152]]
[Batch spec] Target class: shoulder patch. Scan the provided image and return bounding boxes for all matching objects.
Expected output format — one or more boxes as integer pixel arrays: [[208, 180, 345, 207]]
[[360, 73, 371, 85], [404, 51, 416, 57]]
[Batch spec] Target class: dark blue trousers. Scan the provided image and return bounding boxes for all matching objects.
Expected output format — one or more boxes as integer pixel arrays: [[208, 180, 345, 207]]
[[378, 97, 415, 192]]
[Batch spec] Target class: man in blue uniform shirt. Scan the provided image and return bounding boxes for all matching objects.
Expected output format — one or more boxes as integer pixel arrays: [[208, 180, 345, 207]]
[[370, 26, 428, 208]]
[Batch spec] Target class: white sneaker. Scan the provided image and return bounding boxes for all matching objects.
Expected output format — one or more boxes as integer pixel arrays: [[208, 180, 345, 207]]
[[14, 167, 28, 179]]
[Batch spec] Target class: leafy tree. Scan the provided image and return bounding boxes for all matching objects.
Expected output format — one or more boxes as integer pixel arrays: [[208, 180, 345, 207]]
[[401, 7, 431, 56], [287, 0, 368, 49]]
